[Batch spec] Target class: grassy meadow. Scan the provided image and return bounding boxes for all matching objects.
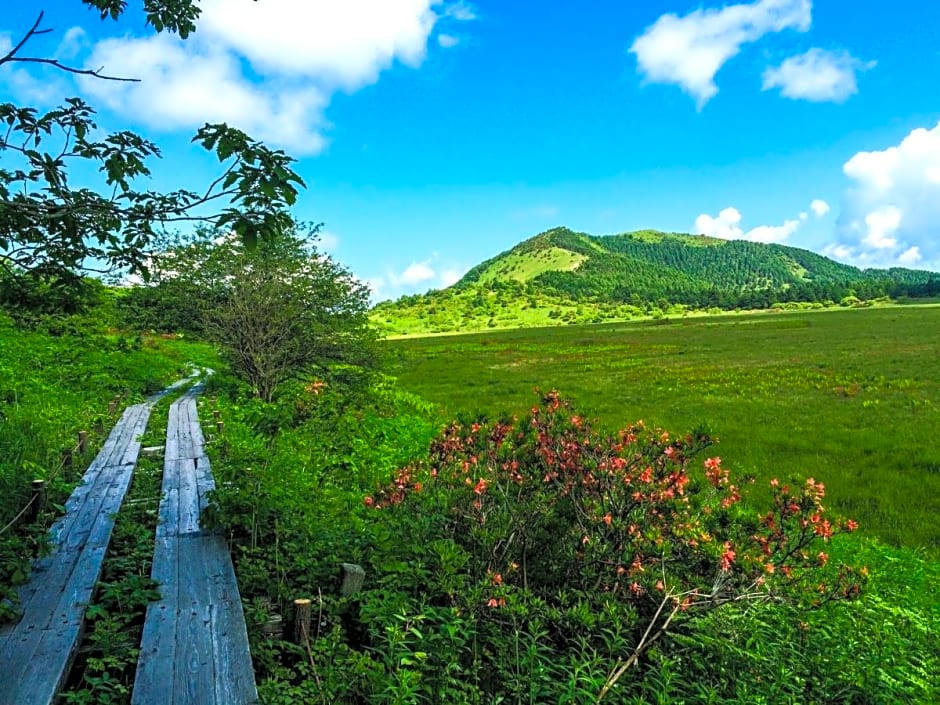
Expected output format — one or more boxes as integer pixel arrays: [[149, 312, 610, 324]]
[[386, 305, 940, 551]]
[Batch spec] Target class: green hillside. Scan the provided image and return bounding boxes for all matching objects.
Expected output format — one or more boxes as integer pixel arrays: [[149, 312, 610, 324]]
[[373, 227, 940, 335]]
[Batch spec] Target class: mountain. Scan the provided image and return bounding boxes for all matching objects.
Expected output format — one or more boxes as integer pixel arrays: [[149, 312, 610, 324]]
[[372, 227, 940, 336]]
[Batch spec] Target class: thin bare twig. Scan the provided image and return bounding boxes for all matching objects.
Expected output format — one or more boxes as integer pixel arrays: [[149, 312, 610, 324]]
[[0, 11, 138, 83]]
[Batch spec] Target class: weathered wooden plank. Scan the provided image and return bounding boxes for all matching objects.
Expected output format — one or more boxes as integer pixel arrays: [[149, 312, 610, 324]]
[[132, 533, 180, 705], [177, 459, 201, 535], [176, 398, 195, 460], [156, 484, 179, 539], [194, 455, 216, 516], [133, 387, 258, 704], [173, 535, 217, 704], [54, 406, 144, 545], [0, 380, 194, 705], [205, 534, 258, 705], [0, 621, 83, 705], [4, 439, 138, 632]]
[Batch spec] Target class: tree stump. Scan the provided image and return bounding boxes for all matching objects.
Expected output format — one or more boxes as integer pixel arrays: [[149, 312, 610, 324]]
[[292, 598, 312, 645]]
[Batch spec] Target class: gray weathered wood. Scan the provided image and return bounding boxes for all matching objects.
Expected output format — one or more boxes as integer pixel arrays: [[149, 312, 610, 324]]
[[0, 388, 173, 705], [133, 387, 258, 705]]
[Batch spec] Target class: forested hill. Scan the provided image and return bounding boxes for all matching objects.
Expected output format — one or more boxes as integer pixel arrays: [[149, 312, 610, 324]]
[[372, 227, 940, 335]]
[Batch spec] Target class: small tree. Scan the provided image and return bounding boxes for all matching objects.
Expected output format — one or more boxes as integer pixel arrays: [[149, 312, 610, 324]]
[[143, 226, 375, 401]]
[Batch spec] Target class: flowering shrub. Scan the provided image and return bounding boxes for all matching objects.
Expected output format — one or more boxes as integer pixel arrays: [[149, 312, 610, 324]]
[[366, 391, 865, 698]]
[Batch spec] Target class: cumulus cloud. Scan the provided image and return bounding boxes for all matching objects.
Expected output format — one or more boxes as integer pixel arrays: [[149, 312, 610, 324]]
[[828, 121, 940, 269], [369, 254, 468, 301], [695, 207, 744, 239], [695, 198, 825, 244], [81, 35, 330, 152], [438, 34, 460, 48], [396, 260, 437, 286], [745, 218, 801, 244], [630, 0, 811, 107], [762, 48, 873, 102], [71, 1, 475, 153], [810, 198, 830, 217]]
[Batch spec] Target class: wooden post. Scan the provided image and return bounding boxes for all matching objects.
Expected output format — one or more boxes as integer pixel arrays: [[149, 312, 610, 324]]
[[212, 409, 221, 421], [292, 598, 312, 645], [340, 563, 365, 597], [216, 420, 224, 434], [77, 430, 88, 454], [61, 448, 73, 468], [28, 479, 46, 522], [108, 397, 119, 415]]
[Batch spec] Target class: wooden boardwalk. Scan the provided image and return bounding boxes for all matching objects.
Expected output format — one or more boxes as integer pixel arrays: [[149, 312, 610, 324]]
[[0, 396, 161, 705], [132, 386, 258, 705]]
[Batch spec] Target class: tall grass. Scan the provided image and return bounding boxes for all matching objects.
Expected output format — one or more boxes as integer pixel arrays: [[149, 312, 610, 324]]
[[386, 306, 940, 551]]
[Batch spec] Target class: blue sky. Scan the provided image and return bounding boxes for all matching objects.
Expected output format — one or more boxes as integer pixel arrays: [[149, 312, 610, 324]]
[[2, 1, 939, 300]]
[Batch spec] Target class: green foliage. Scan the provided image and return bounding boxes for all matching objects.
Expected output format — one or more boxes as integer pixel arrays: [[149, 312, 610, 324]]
[[0, 6, 303, 287], [386, 307, 940, 551], [120, 227, 375, 401], [202, 384, 939, 704], [376, 227, 940, 335], [667, 537, 940, 703], [0, 313, 217, 621]]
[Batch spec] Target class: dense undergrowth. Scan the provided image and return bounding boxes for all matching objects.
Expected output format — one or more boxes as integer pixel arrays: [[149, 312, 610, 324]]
[[0, 311, 217, 622], [205, 374, 939, 703], [1, 298, 937, 703]]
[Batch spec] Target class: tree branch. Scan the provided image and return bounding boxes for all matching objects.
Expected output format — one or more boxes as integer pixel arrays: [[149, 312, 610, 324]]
[[0, 11, 138, 82]]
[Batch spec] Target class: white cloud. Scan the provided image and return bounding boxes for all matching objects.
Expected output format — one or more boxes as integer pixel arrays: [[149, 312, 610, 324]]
[[370, 253, 468, 301], [444, 1, 477, 21], [763, 48, 873, 102], [695, 207, 744, 239], [862, 206, 901, 249], [746, 218, 801, 243], [81, 35, 330, 153], [396, 260, 437, 286], [810, 198, 830, 217], [196, 0, 438, 89], [630, 0, 811, 107], [69, 0, 476, 154], [438, 34, 460, 48], [829, 121, 940, 269], [439, 267, 463, 287], [898, 246, 922, 266], [695, 203, 814, 244]]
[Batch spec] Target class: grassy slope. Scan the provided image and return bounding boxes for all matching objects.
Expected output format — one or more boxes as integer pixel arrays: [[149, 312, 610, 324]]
[[0, 314, 219, 617], [386, 305, 940, 551], [374, 227, 939, 336], [475, 246, 587, 284]]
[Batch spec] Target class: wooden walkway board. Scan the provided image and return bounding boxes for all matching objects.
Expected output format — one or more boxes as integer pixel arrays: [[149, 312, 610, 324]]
[[133, 388, 257, 705], [0, 402, 154, 705]]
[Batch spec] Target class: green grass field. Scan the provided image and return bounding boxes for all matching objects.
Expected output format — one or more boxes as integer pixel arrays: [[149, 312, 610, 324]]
[[386, 305, 940, 551]]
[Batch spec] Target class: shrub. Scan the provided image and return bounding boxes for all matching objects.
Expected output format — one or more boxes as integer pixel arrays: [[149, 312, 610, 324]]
[[361, 391, 865, 701]]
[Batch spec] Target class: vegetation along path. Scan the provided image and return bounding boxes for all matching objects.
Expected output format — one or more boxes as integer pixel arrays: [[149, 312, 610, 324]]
[[0, 376, 190, 705], [132, 382, 257, 705]]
